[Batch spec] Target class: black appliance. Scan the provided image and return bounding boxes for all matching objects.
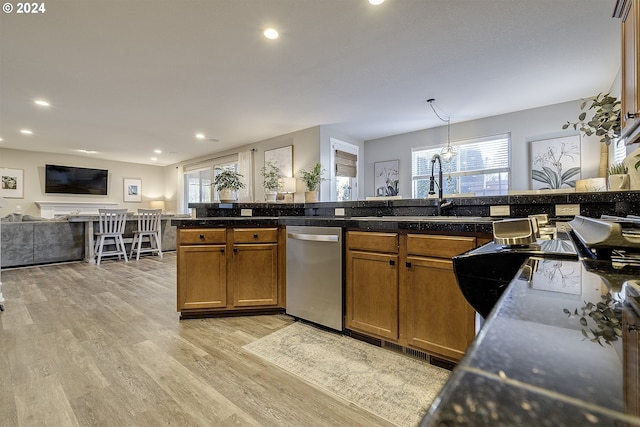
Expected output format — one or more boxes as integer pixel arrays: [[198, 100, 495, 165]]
[[453, 238, 577, 318], [454, 215, 640, 319]]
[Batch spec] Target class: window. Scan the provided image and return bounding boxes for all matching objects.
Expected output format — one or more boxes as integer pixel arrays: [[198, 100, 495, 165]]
[[335, 148, 357, 201], [185, 167, 212, 207], [331, 139, 359, 201], [412, 134, 510, 198], [613, 140, 627, 164], [183, 155, 239, 211]]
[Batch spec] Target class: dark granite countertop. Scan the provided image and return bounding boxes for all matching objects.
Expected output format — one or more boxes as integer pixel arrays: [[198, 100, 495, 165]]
[[420, 258, 640, 427], [172, 215, 495, 234]]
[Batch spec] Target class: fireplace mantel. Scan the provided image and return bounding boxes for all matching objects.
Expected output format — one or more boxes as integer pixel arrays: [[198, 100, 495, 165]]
[[35, 201, 119, 218]]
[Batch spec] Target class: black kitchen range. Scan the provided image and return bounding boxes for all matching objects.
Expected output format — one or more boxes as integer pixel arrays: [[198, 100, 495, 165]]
[[422, 214, 640, 426]]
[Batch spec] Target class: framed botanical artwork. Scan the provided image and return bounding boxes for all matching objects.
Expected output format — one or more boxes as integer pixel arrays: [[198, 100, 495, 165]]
[[123, 178, 142, 202], [530, 135, 581, 190], [374, 160, 399, 196], [265, 145, 293, 178], [0, 168, 24, 198]]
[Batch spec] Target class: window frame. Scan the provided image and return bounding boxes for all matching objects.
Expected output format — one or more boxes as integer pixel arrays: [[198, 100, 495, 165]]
[[411, 133, 511, 198]]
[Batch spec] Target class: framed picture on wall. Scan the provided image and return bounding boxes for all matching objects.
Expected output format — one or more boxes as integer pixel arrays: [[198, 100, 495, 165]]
[[374, 160, 399, 196], [530, 135, 581, 190], [264, 145, 293, 177], [123, 178, 142, 202], [0, 168, 24, 198]]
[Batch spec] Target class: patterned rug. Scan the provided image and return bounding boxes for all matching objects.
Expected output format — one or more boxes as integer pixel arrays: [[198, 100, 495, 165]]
[[243, 321, 450, 427]]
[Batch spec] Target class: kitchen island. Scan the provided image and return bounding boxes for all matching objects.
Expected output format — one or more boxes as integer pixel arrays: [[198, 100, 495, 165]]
[[420, 257, 640, 426], [178, 194, 640, 424]]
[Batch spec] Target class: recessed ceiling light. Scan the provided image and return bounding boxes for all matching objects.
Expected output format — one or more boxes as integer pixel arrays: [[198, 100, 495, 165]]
[[151, 157, 158, 161], [20, 129, 33, 135], [0, 137, 3, 142], [264, 28, 279, 40], [154, 149, 162, 154], [34, 99, 50, 107], [77, 149, 98, 154], [195, 133, 205, 140], [369, 0, 384, 4]]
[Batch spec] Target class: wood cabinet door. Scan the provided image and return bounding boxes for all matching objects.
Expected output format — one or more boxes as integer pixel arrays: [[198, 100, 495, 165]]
[[346, 250, 399, 339], [622, 0, 639, 132], [403, 255, 475, 361], [177, 245, 227, 310], [229, 243, 278, 307]]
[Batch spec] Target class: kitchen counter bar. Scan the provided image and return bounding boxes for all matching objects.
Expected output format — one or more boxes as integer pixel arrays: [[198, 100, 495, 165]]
[[173, 216, 495, 234], [420, 257, 640, 426]]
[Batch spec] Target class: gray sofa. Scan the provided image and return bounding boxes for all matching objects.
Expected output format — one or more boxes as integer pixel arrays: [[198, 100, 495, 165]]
[[1, 214, 177, 267], [1, 218, 85, 267]]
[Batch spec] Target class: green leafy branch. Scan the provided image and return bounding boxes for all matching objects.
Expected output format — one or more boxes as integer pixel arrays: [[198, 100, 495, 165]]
[[562, 92, 621, 146]]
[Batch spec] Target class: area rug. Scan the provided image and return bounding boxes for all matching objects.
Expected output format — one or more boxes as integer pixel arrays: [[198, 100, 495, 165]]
[[243, 321, 450, 427]]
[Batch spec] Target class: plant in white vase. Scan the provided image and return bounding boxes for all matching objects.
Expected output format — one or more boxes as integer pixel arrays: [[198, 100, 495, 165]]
[[213, 167, 245, 202], [299, 163, 326, 202], [261, 160, 282, 203], [608, 162, 630, 190]]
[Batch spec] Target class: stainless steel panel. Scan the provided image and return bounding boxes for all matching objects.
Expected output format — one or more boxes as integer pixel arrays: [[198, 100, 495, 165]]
[[286, 226, 343, 331]]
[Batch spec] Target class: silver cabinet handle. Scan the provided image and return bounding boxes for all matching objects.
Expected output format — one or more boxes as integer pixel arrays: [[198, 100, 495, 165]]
[[287, 232, 339, 242]]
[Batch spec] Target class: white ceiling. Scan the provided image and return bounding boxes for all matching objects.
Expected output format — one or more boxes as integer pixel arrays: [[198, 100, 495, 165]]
[[0, 0, 621, 167]]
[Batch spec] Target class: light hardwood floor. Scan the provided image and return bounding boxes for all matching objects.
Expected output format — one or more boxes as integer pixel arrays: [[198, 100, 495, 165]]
[[0, 253, 395, 427]]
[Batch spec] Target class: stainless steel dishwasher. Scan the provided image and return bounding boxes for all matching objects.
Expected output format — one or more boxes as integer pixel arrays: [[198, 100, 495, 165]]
[[286, 226, 343, 331]]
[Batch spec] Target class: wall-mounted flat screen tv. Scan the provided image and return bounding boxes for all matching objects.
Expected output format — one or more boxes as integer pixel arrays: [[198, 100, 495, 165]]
[[45, 164, 109, 195]]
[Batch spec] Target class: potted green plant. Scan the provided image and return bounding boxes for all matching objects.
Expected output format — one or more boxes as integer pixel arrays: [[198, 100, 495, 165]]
[[607, 161, 630, 190], [213, 167, 245, 202], [299, 163, 325, 202], [563, 92, 621, 178], [261, 160, 282, 203]]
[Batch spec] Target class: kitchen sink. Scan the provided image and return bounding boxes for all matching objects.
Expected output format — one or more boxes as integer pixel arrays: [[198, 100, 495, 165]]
[[355, 216, 493, 222]]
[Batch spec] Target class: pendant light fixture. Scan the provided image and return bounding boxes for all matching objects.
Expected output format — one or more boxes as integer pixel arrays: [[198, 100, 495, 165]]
[[427, 99, 457, 161]]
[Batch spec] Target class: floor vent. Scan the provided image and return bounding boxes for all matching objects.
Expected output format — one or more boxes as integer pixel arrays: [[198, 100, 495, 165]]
[[381, 341, 404, 354], [345, 330, 455, 371], [405, 347, 428, 361], [429, 355, 456, 371]]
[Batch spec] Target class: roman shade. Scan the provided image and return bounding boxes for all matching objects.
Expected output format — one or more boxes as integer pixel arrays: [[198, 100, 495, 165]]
[[335, 150, 357, 177]]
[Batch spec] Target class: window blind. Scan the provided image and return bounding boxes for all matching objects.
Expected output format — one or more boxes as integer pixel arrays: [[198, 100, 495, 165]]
[[335, 150, 357, 177]]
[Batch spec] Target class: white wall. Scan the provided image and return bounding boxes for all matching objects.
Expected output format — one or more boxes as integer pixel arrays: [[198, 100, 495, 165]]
[[167, 126, 322, 212], [3, 98, 624, 215], [363, 100, 606, 197], [0, 148, 166, 216]]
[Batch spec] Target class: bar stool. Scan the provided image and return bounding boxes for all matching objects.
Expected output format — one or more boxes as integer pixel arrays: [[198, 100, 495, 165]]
[[129, 208, 163, 260], [94, 209, 129, 265]]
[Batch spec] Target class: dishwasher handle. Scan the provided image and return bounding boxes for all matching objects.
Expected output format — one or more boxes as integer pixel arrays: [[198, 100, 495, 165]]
[[287, 232, 340, 243]]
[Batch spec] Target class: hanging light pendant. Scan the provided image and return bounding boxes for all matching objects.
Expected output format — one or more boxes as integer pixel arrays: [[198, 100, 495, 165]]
[[427, 99, 457, 161]]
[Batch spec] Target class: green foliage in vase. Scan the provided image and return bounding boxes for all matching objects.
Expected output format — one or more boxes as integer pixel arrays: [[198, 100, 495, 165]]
[[213, 167, 245, 191], [562, 92, 621, 146], [299, 163, 326, 191], [261, 160, 282, 191], [608, 162, 628, 175]]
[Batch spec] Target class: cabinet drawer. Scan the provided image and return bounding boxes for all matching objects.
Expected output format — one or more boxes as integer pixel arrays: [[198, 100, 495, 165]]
[[347, 231, 398, 253], [179, 229, 227, 245], [407, 234, 475, 259], [233, 228, 278, 243]]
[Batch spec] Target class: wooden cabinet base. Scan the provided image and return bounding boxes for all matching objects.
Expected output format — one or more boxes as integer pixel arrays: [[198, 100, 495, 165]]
[[180, 307, 285, 319]]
